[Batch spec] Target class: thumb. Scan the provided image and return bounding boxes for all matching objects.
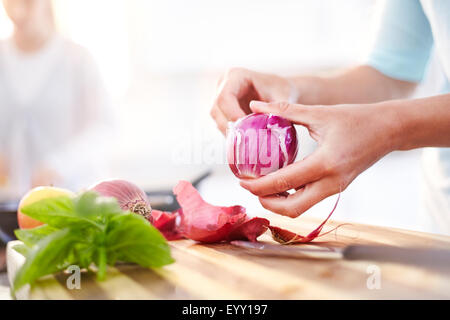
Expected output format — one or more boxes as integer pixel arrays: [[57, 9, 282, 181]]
[[249, 100, 316, 126]]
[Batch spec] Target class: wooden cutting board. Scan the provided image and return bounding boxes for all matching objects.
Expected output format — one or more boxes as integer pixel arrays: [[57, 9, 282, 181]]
[[6, 216, 450, 299]]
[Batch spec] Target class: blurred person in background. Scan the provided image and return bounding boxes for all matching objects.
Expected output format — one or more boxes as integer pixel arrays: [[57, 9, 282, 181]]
[[211, 0, 450, 234], [0, 0, 112, 199]]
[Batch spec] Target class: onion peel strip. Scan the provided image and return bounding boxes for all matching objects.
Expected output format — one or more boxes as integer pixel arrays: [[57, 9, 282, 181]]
[[148, 181, 344, 245], [269, 192, 343, 245]]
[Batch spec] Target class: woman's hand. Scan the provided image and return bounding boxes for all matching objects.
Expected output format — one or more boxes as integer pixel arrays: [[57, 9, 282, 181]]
[[210, 68, 295, 133], [239, 100, 400, 218], [210, 66, 417, 135]]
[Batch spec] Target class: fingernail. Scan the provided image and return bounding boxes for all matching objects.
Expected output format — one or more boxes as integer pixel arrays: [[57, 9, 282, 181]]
[[249, 100, 268, 109], [239, 180, 250, 189]]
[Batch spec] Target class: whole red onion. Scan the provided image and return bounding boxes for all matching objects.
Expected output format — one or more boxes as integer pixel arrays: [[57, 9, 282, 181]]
[[226, 113, 298, 179], [90, 180, 152, 219]]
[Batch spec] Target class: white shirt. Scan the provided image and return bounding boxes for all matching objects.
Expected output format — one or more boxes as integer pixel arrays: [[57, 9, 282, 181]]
[[0, 35, 113, 199]]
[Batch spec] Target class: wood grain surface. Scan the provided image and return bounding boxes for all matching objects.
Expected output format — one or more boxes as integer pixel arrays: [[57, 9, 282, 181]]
[[6, 215, 450, 300]]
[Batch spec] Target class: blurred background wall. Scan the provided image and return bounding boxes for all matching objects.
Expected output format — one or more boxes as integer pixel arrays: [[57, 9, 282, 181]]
[[0, 0, 443, 232]]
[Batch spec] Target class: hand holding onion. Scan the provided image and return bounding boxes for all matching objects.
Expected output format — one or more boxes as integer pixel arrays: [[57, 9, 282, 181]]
[[238, 100, 398, 218], [210, 68, 296, 133]]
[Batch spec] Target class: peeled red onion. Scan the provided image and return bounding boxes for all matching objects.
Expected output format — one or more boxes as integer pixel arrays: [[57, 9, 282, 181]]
[[90, 179, 152, 219], [226, 113, 298, 179]]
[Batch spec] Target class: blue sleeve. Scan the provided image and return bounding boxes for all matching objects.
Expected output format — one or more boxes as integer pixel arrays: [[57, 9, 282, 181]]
[[366, 0, 434, 82]]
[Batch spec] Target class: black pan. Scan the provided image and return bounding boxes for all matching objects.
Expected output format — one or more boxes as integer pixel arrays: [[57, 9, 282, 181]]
[[0, 201, 18, 243], [0, 170, 211, 244]]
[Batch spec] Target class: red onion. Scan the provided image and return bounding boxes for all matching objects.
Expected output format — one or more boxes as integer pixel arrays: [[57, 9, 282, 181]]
[[90, 180, 152, 219], [226, 113, 298, 179]]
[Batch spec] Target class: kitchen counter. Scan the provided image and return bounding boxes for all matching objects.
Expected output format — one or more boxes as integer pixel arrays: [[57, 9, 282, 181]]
[[6, 215, 450, 299]]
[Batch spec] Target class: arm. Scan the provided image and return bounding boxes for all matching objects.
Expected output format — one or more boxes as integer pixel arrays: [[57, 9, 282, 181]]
[[210, 65, 416, 133], [394, 94, 450, 150], [294, 0, 433, 106], [239, 96, 450, 217], [211, 0, 432, 131], [211, 65, 418, 134], [212, 0, 440, 218], [289, 65, 417, 105]]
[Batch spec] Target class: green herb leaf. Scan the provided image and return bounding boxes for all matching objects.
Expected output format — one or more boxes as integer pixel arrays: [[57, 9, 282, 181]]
[[73, 191, 125, 228], [106, 213, 175, 268], [15, 224, 57, 247], [13, 191, 174, 292], [13, 228, 77, 291], [19, 196, 79, 228], [12, 244, 30, 256]]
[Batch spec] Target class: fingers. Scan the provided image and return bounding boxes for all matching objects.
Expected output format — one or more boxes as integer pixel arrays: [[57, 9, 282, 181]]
[[211, 91, 245, 134], [210, 84, 245, 134], [216, 91, 246, 121], [239, 151, 325, 196], [211, 70, 249, 134], [249, 100, 316, 127], [258, 177, 338, 218], [210, 106, 229, 134]]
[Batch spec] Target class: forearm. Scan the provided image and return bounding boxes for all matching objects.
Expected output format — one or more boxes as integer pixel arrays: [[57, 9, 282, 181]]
[[387, 94, 450, 151], [290, 65, 417, 105]]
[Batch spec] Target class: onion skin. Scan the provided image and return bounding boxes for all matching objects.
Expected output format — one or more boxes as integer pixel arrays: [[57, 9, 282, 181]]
[[90, 180, 152, 219], [172, 180, 269, 243], [226, 113, 298, 179]]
